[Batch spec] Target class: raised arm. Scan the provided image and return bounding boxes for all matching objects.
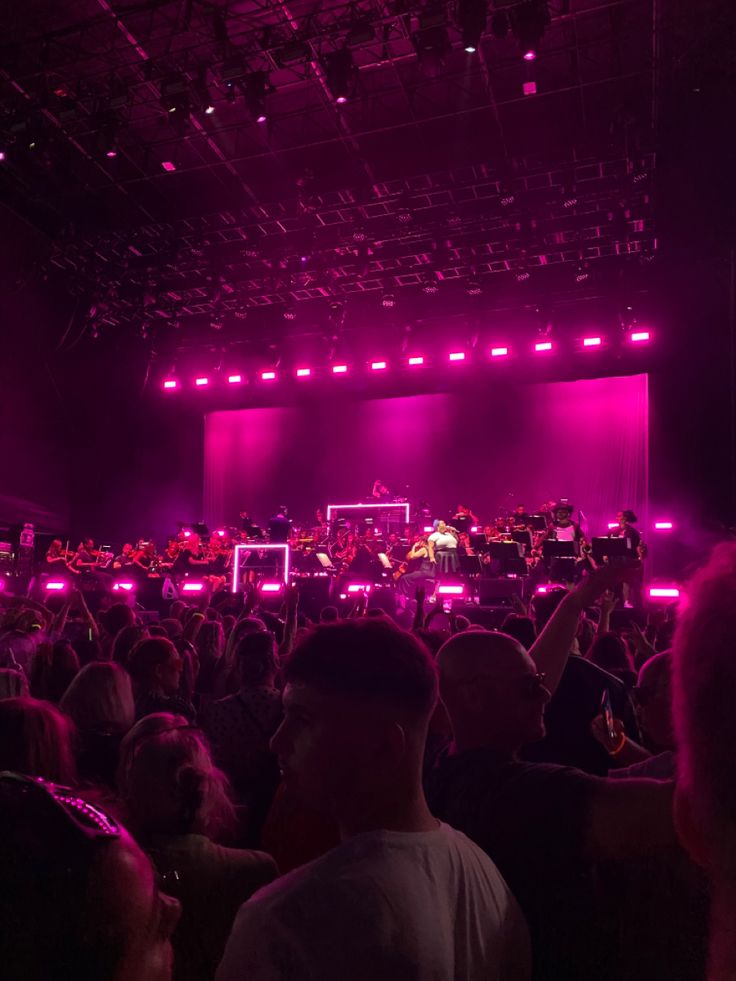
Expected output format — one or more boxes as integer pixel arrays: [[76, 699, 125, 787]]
[[278, 584, 299, 657], [529, 564, 640, 696]]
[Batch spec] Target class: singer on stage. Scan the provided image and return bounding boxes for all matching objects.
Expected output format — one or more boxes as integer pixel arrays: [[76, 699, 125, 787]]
[[428, 520, 460, 574]]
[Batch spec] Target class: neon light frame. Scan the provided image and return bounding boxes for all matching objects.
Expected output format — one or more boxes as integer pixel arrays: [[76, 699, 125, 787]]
[[326, 502, 411, 524], [232, 543, 290, 593], [436, 584, 465, 595]]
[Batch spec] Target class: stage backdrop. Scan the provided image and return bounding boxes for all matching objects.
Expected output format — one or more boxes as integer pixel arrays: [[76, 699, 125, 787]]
[[204, 374, 648, 538]]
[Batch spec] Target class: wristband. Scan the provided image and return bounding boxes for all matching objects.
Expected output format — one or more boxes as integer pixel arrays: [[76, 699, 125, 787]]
[[609, 733, 627, 756]]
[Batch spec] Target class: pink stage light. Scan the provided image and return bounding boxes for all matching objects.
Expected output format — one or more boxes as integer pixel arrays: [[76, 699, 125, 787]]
[[296, 368, 311, 378], [0, 578, 6, 592], [437, 585, 465, 596], [163, 379, 178, 390], [371, 361, 387, 371], [181, 582, 205, 593], [536, 585, 552, 594], [470, 525, 479, 533], [336, 95, 348, 105], [583, 336, 602, 348], [523, 49, 536, 61], [491, 347, 509, 358], [649, 586, 680, 600], [45, 582, 67, 591], [261, 371, 276, 381], [423, 525, 434, 533], [261, 582, 283, 593], [449, 352, 465, 362], [534, 341, 553, 352], [113, 582, 135, 592], [522, 80, 537, 96], [608, 522, 619, 530], [654, 521, 674, 530], [183, 530, 192, 539], [332, 364, 348, 374], [408, 356, 425, 366], [227, 374, 242, 384], [631, 331, 651, 343], [216, 529, 226, 537], [195, 377, 209, 387], [161, 161, 176, 172], [347, 583, 372, 593]]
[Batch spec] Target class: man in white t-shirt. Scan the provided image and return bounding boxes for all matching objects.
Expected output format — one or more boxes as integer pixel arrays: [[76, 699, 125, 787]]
[[428, 520, 460, 574], [216, 618, 530, 981]]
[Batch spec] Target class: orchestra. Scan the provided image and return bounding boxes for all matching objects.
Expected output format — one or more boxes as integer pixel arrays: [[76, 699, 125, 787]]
[[40, 494, 647, 600]]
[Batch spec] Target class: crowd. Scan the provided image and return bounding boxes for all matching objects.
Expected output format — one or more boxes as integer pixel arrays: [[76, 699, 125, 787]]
[[0, 544, 729, 980]]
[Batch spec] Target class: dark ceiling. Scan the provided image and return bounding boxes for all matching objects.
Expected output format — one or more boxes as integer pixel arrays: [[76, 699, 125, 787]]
[[0, 0, 659, 363]]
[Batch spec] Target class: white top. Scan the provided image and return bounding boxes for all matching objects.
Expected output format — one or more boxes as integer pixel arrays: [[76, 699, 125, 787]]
[[553, 523, 577, 542], [216, 823, 530, 981], [429, 531, 458, 551]]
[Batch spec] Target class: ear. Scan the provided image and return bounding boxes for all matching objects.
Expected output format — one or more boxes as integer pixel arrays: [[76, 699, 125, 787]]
[[674, 782, 711, 869]]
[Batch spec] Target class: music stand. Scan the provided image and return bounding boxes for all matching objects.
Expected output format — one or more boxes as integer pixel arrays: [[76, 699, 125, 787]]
[[591, 536, 634, 565], [459, 554, 483, 577], [542, 540, 578, 560], [489, 541, 528, 577], [511, 530, 533, 553], [527, 515, 549, 532]]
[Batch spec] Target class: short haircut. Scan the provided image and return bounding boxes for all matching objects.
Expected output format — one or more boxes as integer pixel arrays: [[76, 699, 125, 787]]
[[531, 586, 568, 626], [674, 542, 736, 828], [285, 619, 438, 716], [501, 613, 536, 651]]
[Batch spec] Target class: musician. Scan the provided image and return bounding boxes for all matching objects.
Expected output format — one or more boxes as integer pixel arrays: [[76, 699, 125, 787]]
[[45, 540, 72, 572], [453, 504, 479, 533], [132, 541, 157, 578], [158, 538, 181, 573], [173, 533, 210, 577], [428, 521, 459, 574], [610, 510, 642, 551], [546, 504, 584, 545], [70, 539, 98, 574], [481, 524, 500, 543], [511, 505, 531, 529], [330, 528, 353, 568], [112, 543, 135, 570], [396, 536, 435, 603], [371, 479, 392, 502]]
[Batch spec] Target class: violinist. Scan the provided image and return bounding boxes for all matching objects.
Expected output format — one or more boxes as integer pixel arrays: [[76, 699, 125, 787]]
[[172, 533, 210, 577], [113, 543, 135, 570], [158, 538, 181, 573], [45, 540, 74, 573], [70, 539, 98, 574], [132, 541, 157, 578]]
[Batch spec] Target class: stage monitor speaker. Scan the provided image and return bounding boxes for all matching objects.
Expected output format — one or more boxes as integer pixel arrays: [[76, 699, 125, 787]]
[[478, 578, 524, 606]]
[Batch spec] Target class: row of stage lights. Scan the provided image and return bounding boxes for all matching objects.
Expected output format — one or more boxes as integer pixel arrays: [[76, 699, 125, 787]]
[[36, 577, 680, 602], [162, 330, 652, 391]]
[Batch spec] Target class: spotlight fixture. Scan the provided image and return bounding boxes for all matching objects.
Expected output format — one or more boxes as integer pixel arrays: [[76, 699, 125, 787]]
[[574, 261, 590, 284], [192, 68, 215, 115], [515, 268, 530, 283], [413, 22, 451, 76], [510, 0, 550, 62], [466, 278, 482, 296], [381, 292, 396, 309], [458, 0, 487, 53], [243, 72, 271, 122], [352, 225, 367, 242], [160, 75, 190, 117], [422, 272, 439, 294], [323, 48, 355, 104], [283, 301, 297, 321]]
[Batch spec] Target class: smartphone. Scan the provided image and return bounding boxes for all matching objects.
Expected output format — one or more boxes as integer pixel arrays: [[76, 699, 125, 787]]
[[600, 689, 617, 741]]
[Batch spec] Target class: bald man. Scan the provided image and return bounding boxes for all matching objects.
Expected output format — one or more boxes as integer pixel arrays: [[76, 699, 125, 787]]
[[427, 584, 681, 981]]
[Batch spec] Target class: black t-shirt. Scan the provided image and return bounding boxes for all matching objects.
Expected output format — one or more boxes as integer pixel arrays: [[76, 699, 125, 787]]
[[173, 548, 196, 575], [426, 751, 618, 981]]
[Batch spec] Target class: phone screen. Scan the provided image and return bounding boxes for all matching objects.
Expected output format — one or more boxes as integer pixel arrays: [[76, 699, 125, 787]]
[[601, 689, 616, 741]]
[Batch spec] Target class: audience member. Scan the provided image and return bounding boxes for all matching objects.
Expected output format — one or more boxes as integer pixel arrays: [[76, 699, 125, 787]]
[[0, 695, 77, 783], [128, 638, 196, 721], [112, 624, 149, 668], [0, 666, 29, 699], [30, 638, 80, 702], [217, 619, 530, 981], [673, 542, 736, 981], [429, 567, 682, 981], [117, 713, 276, 981], [61, 661, 135, 787], [0, 771, 181, 981], [587, 631, 637, 688], [195, 619, 226, 697], [203, 631, 282, 844]]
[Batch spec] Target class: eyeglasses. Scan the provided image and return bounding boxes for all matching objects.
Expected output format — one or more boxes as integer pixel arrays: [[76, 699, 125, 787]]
[[0, 771, 120, 841]]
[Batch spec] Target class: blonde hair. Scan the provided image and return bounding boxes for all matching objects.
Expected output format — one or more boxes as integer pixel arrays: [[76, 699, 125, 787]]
[[60, 662, 134, 733], [118, 713, 235, 838]]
